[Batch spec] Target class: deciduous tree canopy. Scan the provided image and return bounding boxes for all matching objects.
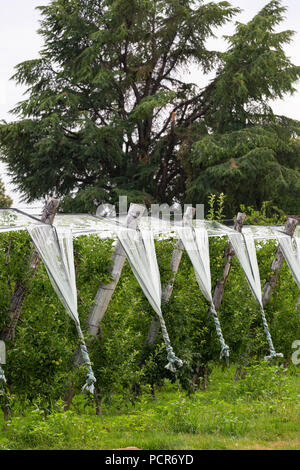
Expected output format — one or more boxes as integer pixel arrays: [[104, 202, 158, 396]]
[[0, 0, 299, 214]]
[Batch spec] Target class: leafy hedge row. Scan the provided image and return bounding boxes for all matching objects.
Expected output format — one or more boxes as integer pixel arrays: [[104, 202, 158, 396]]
[[0, 230, 299, 406]]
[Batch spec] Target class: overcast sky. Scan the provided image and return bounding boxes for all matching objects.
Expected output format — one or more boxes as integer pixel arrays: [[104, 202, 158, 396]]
[[0, 0, 299, 206]]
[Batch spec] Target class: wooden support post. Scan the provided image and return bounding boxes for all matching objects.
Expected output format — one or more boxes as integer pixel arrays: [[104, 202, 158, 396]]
[[212, 212, 246, 311], [64, 203, 146, 410], [144, 211, 245, 349], [87, 203, 146, 336], [0, 198, 60, 342], [135, 212, 245, 394], [262, 216, 298, 306], [144, 206, 196, 347]]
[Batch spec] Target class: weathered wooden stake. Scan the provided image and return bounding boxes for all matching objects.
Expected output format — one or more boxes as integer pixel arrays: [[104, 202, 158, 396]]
[[64, 203, 146, 409], [262, 217, 298, 306], [143, 211, 246, 352], [212, 212, 246, 310], [87, 203, 146, 336], [233, 216, 298, 378], [135, 212, 245, 393]]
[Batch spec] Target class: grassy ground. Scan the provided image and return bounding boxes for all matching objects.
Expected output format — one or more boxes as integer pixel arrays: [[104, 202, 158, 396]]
[[1, 363, 300, 450]]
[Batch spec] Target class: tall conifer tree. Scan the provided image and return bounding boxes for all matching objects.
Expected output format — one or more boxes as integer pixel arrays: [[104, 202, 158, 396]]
[[0, 0, 299, 213]]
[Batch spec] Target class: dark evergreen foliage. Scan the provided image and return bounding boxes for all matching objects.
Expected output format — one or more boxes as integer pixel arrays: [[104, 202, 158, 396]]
[[0, 0, 299, 213]]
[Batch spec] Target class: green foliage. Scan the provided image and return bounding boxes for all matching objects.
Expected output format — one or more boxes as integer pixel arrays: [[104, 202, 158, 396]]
[[0, 233, 114, 405], [240, 200, 286, 225], [1, 223, 300, 405], [0, 1, 299, 213], [188, 122, 300, 215], [216, 362, 289, 401], [1, 367, 300, 450], [208, 1, 300, 131], [207, 193, 226, 221], [0, 0, 238, 209], [234, 363, 288, 401]]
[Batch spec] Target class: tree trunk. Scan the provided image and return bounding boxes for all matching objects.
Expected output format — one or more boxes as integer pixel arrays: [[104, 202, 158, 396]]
[[212, 212, 246, 311], [262, 217, 298, 306], [0, 198, 60, 342], [144, 206, 196, 347]]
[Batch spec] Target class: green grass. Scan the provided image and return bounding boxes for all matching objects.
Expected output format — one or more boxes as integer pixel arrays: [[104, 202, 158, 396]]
[[1, 364, 300, 450]]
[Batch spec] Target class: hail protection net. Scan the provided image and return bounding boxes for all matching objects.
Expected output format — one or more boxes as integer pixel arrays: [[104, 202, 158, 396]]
[[228, 233, 263, 307], [52, 213, 122, 238], [228, 232, 282, 359], [176, 226, 229, 360], [116, 228, 182, 372], [26, 225, 96, 393], [0, 209, 44, 233], [276, 234, 300, 291]]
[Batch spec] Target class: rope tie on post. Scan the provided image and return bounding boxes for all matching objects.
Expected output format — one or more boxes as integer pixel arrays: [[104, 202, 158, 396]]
[[260, 306, 283, 360], [210, 304, 230, 361]]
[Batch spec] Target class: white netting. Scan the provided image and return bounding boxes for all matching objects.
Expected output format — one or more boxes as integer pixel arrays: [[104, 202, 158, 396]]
[[228, 233, 263, 307], [27, 225, 96, 393], [116, 228, 182, 372], [228, 232, 282, 359], [0, 208, 288, 242], [176, 226, 229, 359], [0, 209, 295, 367], [276, 234, 300, 291], [0, 209, 44, 233]]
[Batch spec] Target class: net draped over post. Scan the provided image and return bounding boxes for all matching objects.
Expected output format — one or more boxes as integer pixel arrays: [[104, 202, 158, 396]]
[[276, 234, 300, 290], [27, 225, 96, 393], [1, 209, 297, 378], [228, 232, 282, 360], [176, 226, 230, 360], [116, 228, 183, 373]]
